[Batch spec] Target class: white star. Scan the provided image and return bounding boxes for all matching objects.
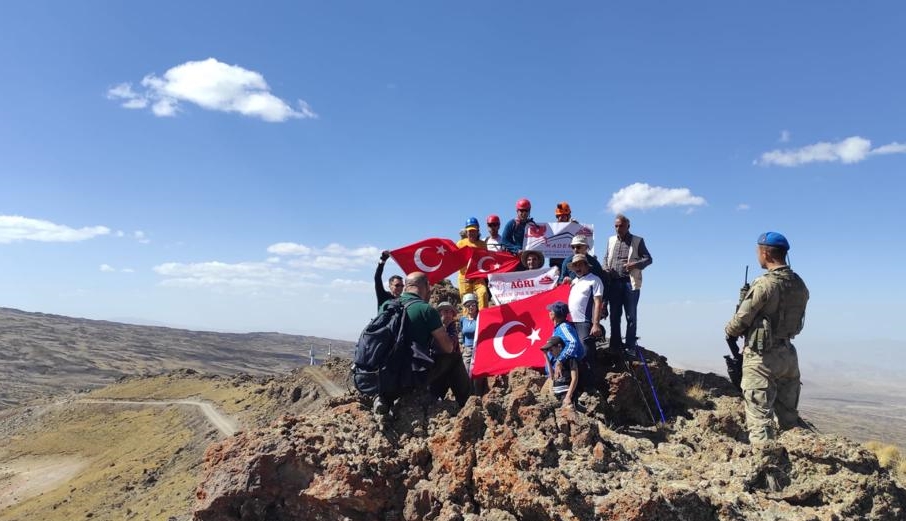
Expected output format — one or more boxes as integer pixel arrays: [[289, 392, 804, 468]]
[[493, 263, 501, 270], [526, 328, 541, 345], [435, 245, 446, 255]]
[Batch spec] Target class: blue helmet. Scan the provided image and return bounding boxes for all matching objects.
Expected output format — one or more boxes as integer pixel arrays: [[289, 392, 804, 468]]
[[757, 231, 790, 250], [464, 217, 479, 230]]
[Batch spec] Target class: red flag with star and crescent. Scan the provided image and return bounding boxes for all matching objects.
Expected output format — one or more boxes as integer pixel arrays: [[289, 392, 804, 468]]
[[389, 238, 471, 285], [470, 284, 571, 377], [464, 249, 521, 279]]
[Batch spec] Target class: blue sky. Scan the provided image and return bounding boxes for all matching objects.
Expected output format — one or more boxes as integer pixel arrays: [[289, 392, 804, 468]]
[[1, 2, 904, 377]]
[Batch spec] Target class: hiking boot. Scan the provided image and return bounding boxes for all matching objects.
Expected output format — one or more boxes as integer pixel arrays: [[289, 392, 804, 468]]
[[373, 396, 390, 416]]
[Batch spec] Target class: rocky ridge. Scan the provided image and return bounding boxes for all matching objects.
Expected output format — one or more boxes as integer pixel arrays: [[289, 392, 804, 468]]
[[193, 352, 906, 521]]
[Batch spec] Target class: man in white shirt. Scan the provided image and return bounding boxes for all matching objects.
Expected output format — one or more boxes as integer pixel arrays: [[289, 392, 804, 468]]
[[567, 254, 605, 361]]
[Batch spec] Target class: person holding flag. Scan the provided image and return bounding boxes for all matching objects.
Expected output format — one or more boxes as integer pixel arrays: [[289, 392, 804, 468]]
[[501, 198, 534, 255], [457, 217, 490, 309], [545, 300, 594, 400]]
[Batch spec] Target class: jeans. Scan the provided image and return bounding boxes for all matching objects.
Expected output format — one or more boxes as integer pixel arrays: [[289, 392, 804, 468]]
[[572, 321, 599, 390], [608, 279, 640, 349]]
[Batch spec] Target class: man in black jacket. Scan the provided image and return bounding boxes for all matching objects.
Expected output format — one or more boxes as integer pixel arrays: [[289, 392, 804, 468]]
[[374, 250, 404, 308]]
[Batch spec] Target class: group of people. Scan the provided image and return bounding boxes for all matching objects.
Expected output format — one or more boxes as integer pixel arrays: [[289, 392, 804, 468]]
[[373, 198, 810, 445]]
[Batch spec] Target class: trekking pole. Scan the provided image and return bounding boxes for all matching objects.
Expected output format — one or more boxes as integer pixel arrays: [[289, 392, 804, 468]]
[[607, 337, 656, 426], [633, 345, 667, 425], [619, 351, 656, 425]]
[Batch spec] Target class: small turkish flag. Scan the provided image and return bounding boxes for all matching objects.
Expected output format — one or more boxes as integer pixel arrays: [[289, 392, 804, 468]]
[[464, 249, 521, 280], [470, 284, 571, 377], [389, 238, 471, 285]]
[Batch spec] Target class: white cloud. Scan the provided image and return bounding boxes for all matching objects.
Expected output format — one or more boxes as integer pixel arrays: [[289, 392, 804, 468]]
[[0, 215, 110, 244], [757, 136, 906, 167], [106, 83, 149, 109], [108, 58, 317, 122], [115, 230, 125, 237], [872, 142, 906, 155], [153, 260, 310, 291], [133, 230, 151, 244], [607, 183, 707, 214], [330, 279, 372, 293], [267, 242, 312, 256], [101, 264, 135, 273], [269, 242, 381, 271], [154, 242, 381, 294], [736, 203, 751, 211]]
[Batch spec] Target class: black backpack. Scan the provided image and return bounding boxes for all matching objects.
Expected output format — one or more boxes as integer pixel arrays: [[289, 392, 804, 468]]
[[352, 298, 434, 397]]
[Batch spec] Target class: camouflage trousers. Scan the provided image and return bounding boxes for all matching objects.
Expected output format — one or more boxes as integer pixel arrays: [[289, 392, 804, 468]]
[[741, 343, 801, 444]]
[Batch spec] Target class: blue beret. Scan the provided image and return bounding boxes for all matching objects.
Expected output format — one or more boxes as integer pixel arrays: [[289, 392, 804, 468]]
[[757, 231, 790, 250], [546, 301, 569, 318]]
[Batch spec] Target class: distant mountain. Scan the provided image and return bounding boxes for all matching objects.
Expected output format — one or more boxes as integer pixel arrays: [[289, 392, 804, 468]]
[[0, 307, 354, 408]]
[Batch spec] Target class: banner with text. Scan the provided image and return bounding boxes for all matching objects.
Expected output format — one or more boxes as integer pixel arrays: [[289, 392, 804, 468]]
[[523, 221, 595, 258], [488, 266, 560, 305]]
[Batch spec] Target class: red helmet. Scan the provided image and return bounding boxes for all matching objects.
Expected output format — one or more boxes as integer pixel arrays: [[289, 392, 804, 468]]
[[516, 198, 531, 210], [486, 214, 500, 225]]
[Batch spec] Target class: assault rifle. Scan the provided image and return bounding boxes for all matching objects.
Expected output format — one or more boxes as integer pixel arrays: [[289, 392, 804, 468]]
[[724, 266, 749, 390]]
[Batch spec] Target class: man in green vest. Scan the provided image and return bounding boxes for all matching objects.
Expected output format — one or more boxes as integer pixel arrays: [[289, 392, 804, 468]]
[[725, 232, 810, 444]]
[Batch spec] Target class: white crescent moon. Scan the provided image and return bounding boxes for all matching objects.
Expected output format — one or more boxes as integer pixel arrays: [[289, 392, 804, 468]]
[[414, 247, 442, 272], [493, 321, 527, 360], [476, 255, 495, 273]]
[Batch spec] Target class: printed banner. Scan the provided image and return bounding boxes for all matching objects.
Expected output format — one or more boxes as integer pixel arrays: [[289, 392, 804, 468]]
[[488, 266, 560, 305], [471, 284, 571, 377], [390, 238, 471, 285], [523, 222, 595, 258]]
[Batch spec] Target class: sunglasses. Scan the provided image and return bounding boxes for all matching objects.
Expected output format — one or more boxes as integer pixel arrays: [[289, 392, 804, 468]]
[[487, 223, 499, 227]]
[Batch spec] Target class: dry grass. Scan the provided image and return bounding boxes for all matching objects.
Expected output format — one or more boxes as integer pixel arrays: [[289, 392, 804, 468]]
[[864, 440, 906, 481], [685, 383, 708, 404], [0, 375, 269, 521], [0, 405, 200, 520], [90, 373, 271, 417]]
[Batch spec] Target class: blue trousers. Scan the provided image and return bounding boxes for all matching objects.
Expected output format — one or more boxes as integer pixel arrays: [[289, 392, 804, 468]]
[[608, 279, 640, 348]]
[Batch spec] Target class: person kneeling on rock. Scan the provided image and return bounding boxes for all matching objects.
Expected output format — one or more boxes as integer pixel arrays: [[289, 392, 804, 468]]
[[541, 336, 579, 408]]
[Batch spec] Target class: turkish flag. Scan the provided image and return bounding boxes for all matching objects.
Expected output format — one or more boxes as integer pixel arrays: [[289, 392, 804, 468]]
[[389, 238, 471, 285], [464, 249, 521, 279], [470, 284, 571, 377]]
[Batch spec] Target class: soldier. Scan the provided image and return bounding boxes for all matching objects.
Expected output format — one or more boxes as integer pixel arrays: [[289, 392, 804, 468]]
[[725, 232, 809, 444]]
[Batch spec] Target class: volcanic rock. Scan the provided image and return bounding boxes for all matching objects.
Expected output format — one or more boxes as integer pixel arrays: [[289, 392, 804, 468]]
[[194, 352, 906, 521]]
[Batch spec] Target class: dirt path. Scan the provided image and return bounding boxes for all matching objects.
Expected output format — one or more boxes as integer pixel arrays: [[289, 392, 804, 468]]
[[77, 399, 238, 436], [0, 457, 87, 510], [302, 366, 345, 398]]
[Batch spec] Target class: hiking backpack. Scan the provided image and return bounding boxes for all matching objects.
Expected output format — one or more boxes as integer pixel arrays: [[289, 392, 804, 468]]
[[352, 298, 434, 397]]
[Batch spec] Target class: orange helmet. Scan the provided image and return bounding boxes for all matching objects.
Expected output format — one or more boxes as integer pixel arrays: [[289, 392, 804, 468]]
[[555, 202, 571, 216], [516, 198, 531, 210]]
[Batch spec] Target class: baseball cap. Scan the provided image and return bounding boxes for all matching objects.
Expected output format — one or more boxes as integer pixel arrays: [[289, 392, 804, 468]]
[[570, 235, 588, 247], [540, 335, 565, 351], [546, 301, 569, 318]]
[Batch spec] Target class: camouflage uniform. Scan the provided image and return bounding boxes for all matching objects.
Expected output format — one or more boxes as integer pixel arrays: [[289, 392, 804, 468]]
[[725, 266, 809, 443]]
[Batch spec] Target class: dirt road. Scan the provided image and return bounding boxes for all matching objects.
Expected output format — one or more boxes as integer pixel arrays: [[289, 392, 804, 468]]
[[302, 366, 345, 398], [78, 399, 238, 436]]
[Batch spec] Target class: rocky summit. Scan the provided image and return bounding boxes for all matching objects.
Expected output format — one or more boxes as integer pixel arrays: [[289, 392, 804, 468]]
[[193, 350, 906, 521]]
